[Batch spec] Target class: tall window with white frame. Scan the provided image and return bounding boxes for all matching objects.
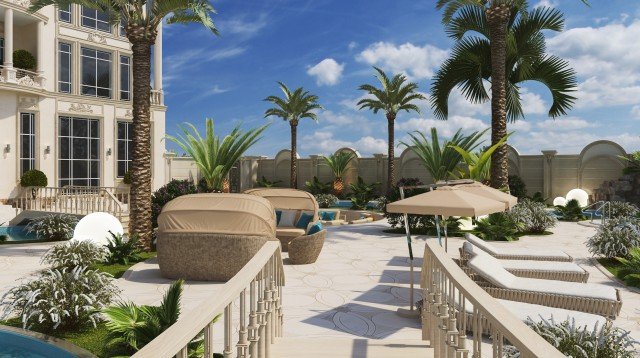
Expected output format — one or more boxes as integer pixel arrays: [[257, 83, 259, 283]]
[[58, 43, 72, 93], [19, 113, 36, 177], [58, 117, 100, 187], [81, 47, 111, 98], [81, 6, 110, 33], [0, 38, 4, 65], [120, 55, 131, 101], [116, 121, 132, 178], [59, 4, 71, 23]]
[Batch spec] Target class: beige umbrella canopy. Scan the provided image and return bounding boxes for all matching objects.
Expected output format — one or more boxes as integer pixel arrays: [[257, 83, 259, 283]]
[[456, 181, 518, 210], [386, 185, 507, 217]]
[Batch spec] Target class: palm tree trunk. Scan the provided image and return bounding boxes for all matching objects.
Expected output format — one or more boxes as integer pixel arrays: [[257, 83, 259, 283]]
[[128, 28, 156, 251], [290, 121, 298, 189], [386, 113, 396, 193], [487, 4, 511, 190]]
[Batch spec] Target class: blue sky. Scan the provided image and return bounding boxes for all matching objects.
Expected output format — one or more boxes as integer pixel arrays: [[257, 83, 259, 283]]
[[162, 0, 640, 157]]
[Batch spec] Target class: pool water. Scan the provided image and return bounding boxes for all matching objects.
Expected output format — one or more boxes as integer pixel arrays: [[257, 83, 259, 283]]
[[0, 226, 38, 242], [331, 200, 379, 209], [0, 329, 75, 358]]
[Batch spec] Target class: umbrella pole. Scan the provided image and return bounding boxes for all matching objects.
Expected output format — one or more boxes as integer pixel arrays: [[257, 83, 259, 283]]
[[444, 218, 449, 253], [435, 215, 442, 247], [397, 187, 419, 318]]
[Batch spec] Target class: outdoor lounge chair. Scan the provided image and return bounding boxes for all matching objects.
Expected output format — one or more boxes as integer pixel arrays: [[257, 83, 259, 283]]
[[466, 253, 622, 318], [460, 242, 589, 282], [465, 233, 573, 262], [156, 193, 279, 281], [288, 229, 327, 264]]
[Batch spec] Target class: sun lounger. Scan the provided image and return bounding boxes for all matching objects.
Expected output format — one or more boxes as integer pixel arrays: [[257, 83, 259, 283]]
[[465, 233, 572, 262], [466, 253, 621, 318], [460, 242, 589, 282]]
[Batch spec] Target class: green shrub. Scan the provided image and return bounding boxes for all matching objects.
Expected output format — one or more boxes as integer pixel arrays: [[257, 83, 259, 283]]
[[618, 247, 640, 286], [509, 199, 557, 234], [27, 214, 78, 241], [0, 267, 118, 332], [256, 176, 281, 188], [529, 191, 546, 203], [587, 217, 640, 258], [475, 212, 524, 241], [385, 178, 432, 230], [555, 199, 585, 221], [608, 201, 640, 219], [505, 318, 638, 358], [315, 193, 338, 209], [349, 177, 379, 210], [20, 169, 47, 187], [508, 175, 527, 199], [151, 180, 198, 228], [42, 240, 107, 270], [0, 235, 7, 243], [122, 171, 132, 185], [305, 176, 332, 195], [104, 231, 142, 265], [13, 49, 36, 70]]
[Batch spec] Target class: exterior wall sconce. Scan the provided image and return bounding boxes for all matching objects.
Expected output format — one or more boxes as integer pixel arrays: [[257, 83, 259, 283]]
[[4, 144, 9, 153], [44, 145, 51, 154], [106, 148, 112, 156]]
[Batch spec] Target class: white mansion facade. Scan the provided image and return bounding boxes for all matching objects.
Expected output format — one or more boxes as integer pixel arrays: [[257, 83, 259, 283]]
[[0, 1, 166, 202]]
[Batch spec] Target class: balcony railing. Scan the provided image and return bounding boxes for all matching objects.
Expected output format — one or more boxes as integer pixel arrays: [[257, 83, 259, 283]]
[[422, 240, 565, 357], [0, 67, 46, 89], [151, 89, 164, 105], [132, 241, 284, 358]]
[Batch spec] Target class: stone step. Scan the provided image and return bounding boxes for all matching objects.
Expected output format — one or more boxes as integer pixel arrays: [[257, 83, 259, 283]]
[[271, 338, 432, 357]]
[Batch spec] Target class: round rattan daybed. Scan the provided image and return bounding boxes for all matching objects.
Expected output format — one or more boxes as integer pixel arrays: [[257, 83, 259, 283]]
[[156, 193, 278, 281]]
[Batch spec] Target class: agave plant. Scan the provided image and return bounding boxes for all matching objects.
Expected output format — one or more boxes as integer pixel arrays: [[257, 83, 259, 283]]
[[400, 127, 487, 182], [167, 119, 268, 192], [449, 133, 511, 183], [323, 152, 357, 197]]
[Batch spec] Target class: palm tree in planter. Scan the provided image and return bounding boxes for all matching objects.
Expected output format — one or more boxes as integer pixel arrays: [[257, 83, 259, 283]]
[[358, 67, 426, 192], [30, 0, 219, 250], [167, 119, 268, 192], [323, 151, 356, 197], [264, 82, 322, 189], [434, 1, 580, 190]]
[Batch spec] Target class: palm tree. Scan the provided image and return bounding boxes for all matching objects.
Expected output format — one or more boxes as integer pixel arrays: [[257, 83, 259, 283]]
[[167, 119, 268, 192], [264, 82, 322, 189], [434, 1, 578, 190], [30, 0, 219, 250], [323, 151, 357, 197], [450, 133, 511, 182], [400, 128, 487, 183], [358, 67, 426, 192]]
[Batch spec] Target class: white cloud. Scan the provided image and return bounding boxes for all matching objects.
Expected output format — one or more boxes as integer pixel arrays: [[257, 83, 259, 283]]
[[631, 105, 640, 119], [510, 120, 532, 132], [534, 0, 557, 8], [521, 89, 548, 115], [348, 41, 358, 51], [397, 115, 489, 138], [356, 42, 448, 79], [217, 13, 268, 38], [307, 58, 345, 86], [536, 117, 598, 130], [164, 46, 246, 86], [299, 130, 387, 155]]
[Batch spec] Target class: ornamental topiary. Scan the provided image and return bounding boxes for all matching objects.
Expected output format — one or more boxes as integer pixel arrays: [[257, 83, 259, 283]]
[[20, 169, 47, 187], [151, 179, 198, 228], [13, 49, 37, 70], [587, 216, 640, 259]]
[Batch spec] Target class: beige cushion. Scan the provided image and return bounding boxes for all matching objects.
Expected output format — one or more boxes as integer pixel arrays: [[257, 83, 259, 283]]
[[279, 210, 297, 227], [468, 254, 617, 301], [465, 233, 570, 260], [276, 227, 305, 238], [464, 242, 585, 273]]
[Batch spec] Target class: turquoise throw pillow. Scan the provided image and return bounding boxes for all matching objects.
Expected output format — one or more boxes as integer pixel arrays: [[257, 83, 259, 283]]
[[307, 221, 323, 235], [319, 211, 336, 221], [275, 210, 282, 225], [296, 212, 314, 229]]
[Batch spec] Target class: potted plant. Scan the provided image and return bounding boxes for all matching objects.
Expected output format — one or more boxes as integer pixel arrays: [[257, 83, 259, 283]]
[[20, 169, 47, 199], [13, 49, 37, 71]]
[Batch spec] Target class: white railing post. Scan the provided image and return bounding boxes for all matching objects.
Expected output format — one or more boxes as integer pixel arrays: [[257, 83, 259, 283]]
[[224, 304, 232, 358], [248, 278, 259, 357], [237, 288, 248, 358]]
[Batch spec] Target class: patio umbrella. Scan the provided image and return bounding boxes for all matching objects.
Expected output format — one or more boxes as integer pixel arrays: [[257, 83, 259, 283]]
[[386, 185, 506, 316], [457, 181, 518, 210]]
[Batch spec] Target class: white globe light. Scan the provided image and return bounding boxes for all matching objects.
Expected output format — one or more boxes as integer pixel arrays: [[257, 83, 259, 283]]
[[553, 197, 567, 206], [566, 189, 589, 207], [72, 212, 124, 246]]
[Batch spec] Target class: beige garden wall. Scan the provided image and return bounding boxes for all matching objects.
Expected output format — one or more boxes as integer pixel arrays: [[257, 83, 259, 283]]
[[163, 140, 629, 203]]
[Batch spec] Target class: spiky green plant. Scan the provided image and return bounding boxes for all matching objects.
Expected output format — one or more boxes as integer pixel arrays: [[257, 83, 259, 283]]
[[305, 176, 332, 195], [104, 231, 142, 265], [619, 151, 640, 175], [401, 127, 487, 183], [449, 133, 511, 182], [167, 119, 268, 192], [618, 247, 640, 287], [323, 151, 357, 196], [264, 82, 322, 189], [349, 177, 380, 210], [358, 67, 426, 192], [555, 198, 585, 221], [474, 212, 524, 241]]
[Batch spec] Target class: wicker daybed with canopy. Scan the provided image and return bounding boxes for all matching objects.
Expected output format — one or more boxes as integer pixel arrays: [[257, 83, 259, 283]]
[[156, 193, 278, 281]]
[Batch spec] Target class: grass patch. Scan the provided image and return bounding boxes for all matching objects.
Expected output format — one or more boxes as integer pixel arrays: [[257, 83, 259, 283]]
[[597, 257, 640, 289], [93, 251, 156, 278]]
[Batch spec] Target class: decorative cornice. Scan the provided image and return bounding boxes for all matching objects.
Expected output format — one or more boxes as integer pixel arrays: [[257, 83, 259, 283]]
[[125, 109, 133, 118], [68, 103, 94, 113], [17, 76, 37, 88], [87, 32, 108, 44], [7, 0, 30, 7], [18, 96, 39, 110]]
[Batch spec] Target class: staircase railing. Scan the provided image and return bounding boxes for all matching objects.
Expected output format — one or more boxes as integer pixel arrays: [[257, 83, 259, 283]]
[[133, 242, 284, 358], [422, 240, 564, 357], [14, 186, 127, 220]]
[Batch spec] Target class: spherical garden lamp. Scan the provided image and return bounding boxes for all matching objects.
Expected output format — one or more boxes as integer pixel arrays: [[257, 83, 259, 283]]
[[553, 197, 567, 206], [72, 212, 123, 246], [566, 189, 589, 207]]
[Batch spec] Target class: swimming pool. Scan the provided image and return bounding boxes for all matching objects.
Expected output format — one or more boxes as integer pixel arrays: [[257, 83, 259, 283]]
[[331, 200, 380, 209], [0, 328, 77, 358], [0, 226, 38, 242]]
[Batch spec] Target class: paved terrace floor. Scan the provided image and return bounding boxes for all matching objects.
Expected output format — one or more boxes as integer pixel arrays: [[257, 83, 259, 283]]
[[1, 220, 639, 353]]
